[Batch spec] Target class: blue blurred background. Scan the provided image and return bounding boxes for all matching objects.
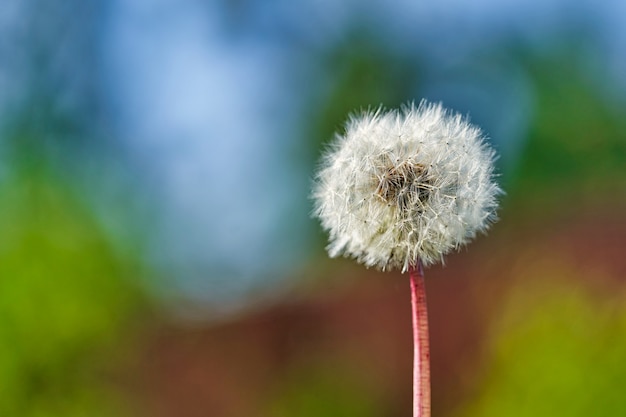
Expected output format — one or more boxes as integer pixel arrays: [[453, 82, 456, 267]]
[[1, 0, 625, 416]]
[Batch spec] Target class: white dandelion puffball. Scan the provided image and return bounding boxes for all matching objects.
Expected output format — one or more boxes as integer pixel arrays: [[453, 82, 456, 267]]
[[313, 101, 501, 271]]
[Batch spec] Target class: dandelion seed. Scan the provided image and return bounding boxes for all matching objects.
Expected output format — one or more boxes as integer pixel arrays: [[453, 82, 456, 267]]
[[312, 100, 502, 417], [313, 100, 501, 271]]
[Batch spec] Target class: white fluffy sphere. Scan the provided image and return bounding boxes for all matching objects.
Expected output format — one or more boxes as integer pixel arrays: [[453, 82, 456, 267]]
[[313, 101, 502, 271]]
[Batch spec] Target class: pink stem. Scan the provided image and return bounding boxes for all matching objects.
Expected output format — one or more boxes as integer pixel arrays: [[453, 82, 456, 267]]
[[410, 262, 431, 417]]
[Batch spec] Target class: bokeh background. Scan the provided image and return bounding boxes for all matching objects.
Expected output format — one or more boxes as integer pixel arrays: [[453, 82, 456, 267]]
[[1, 0, 625, 416]]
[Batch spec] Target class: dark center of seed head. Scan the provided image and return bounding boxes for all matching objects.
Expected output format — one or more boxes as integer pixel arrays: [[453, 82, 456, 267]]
[[376, 161, 430, 211]]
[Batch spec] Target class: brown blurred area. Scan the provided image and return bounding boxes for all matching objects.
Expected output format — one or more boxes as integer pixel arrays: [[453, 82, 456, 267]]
[[123, 203, 626, 417]]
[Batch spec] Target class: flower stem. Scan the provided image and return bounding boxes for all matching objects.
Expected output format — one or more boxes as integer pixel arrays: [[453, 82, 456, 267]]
[[410, 262, 431, 417]]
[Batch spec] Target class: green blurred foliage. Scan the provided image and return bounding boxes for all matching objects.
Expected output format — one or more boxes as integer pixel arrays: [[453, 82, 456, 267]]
[[0, 154, 144, 416], [506, 50, 626, 205], [459, 264, 626, 417], [264, 358, 385, 417]]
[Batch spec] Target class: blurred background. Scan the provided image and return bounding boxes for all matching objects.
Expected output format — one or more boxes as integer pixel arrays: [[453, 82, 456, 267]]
[[1, 0, 625, 416]]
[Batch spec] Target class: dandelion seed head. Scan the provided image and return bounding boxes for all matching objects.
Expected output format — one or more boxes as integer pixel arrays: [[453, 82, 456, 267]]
[[312, 100, 502, 271]]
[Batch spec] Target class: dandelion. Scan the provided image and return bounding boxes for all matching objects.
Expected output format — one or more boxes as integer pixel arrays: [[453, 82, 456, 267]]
[[312, 100, 501, 417]]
